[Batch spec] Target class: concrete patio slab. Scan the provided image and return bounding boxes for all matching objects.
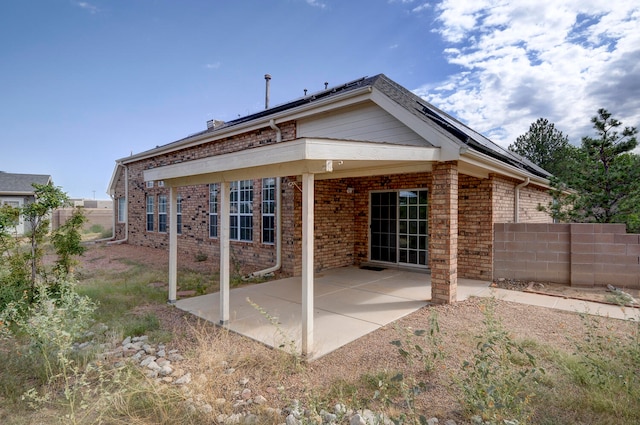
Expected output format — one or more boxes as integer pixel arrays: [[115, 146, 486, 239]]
[[175, 266, 638, 360], [176, 266, 435, 359]]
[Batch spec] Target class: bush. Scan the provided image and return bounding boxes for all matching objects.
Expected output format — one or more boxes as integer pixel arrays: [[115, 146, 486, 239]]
[[456, 298, 544, 424]]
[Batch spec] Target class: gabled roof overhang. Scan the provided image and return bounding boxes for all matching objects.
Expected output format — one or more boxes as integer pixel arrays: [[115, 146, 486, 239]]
[[143, 138, 441, 187]]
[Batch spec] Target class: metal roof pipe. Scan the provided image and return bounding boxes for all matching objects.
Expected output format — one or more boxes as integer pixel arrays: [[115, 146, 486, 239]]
[[264, 74, 271, 109], [514, 177, 530, 223]]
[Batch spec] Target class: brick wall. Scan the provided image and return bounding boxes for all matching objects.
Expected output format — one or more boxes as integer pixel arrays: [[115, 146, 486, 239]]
[[458, 175, 492, 280], [494, 223, 640, 289], [352, 173, 431, 266]]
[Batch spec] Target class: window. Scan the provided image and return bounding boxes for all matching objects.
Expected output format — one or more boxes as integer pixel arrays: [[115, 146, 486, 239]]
[[146, 196, 154, 232], [158, 181, 165, 187], [177, 196, 182, 235], [209, 184, 218, 238], [117, 197, 127, 223], [146, 181, 154, 188], [231, 180, 253, 241], [262, 178, 276, 244], [158, 195, 167, 233]]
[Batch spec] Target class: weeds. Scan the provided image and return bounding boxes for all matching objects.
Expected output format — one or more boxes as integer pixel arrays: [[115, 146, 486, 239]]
[[391, 310, 444, 374], [456, 298, 544, 424]]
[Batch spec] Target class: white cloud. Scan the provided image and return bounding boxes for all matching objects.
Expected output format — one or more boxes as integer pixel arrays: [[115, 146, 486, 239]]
[[75, 1, 99, 14], [417, 0, 640, 147], [305, 0, 327, 9], [205, 62, 221, 70]]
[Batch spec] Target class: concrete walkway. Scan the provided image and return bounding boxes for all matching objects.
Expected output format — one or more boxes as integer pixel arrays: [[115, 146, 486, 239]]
[[176, 266, 638, 359]]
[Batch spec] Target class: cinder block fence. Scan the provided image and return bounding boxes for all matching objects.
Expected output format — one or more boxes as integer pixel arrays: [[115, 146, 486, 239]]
[[494, 223, 640, 289]]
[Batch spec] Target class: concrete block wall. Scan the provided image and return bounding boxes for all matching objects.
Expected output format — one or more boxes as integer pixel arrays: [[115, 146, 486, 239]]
[[494, 223, 640, 289]]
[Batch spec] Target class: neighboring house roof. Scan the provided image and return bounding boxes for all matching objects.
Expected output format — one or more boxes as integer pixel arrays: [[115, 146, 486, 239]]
[[0, 172, 52, 196], [110, 74, 551, 193]]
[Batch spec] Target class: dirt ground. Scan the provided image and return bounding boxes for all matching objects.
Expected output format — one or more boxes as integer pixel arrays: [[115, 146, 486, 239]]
[[74, 243, 639, 423]]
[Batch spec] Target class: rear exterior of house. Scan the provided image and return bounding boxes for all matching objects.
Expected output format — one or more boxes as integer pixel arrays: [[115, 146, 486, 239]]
[[0, 172, 52, 236], [109, 75, 553, 305]]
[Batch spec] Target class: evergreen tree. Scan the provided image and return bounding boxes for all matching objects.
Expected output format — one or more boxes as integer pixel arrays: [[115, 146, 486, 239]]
[[508, 118, 576, 180], [547, 109, 640, 232]]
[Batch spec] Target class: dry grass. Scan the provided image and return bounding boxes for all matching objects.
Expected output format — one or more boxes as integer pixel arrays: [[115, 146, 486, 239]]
[[2, 243, 639, 424]]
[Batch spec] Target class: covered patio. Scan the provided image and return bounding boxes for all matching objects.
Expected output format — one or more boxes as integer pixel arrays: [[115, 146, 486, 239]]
[[176, 266, 490, 360], [144, 137, 462, 359]]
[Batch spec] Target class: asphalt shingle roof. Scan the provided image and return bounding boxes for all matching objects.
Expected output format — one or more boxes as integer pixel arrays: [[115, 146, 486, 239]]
[[145, 74, 551, 178], [0, 172, 51, 194]]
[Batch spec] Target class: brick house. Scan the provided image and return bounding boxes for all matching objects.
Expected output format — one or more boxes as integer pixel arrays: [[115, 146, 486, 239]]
[[108, 74, 552, 351]]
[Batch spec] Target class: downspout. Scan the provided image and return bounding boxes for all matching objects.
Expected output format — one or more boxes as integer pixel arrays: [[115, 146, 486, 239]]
[[107, 163, 129, 245], [248, 119, 283, 277], [248, 177, 282, 278], [514, 177, 530, 223], [269, 119, 282, 143]]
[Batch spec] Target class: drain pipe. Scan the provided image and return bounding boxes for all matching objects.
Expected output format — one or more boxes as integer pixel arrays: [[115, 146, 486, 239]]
[[248, 177, 282, 278], [269, 119, 282, 143], [107, 163, 129, 245], [514, 177, 530, 223]]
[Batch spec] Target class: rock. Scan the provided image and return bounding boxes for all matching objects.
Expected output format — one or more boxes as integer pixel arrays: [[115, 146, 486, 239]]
[[159, 365, 173, 376], [140, 356, 157, 367], [239, 377, 250, 386], [215, 398, 227, 405], [146, 361, 161, 372], [156, 357, 170, 367], [444, 421, 457, 425], [174, 373, 191, 385], [323, 412, 337, 423], [253, 395, 267, 405], [225, 368, 236, 375], [200, 403, 213, 414], [122, 336, 131, 346], [285, 414, 301, 425], [427, 418, 439, 425], [157, 349, 166, 357], [350, 414, 366, 425], [244, 413, 258, 424], [224, 413, 243, 425], [143, 344, 155, 355], [470, 416, 483, 425], [168, 353, 184, 362], [334, 404, 347, 415], [241, 388, 252, 400]]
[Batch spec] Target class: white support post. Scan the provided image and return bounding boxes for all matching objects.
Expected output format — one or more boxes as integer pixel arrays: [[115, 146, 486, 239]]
[[168, 186, 178, 304], [301, 173, 314, 357], [219, 181, 230, 325]]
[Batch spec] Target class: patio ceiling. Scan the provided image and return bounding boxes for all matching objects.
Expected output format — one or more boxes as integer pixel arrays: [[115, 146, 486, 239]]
[[143, 138, 443, 186]]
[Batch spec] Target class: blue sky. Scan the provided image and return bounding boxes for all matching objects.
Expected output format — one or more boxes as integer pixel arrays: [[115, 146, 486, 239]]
[[1, 0, 638, 199]]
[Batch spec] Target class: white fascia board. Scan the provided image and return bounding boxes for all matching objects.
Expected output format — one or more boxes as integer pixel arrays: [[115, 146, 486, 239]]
[[119, 87, 375, 165], [369, 89, 461, 160], [144, 138, 441, 184], [461, 150, 551, 187]]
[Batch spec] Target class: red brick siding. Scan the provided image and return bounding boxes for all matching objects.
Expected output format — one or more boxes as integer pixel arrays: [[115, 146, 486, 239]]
[[352, 173, 431, 266], [429, 162, 458, 304], [458, 175, 493, 280]]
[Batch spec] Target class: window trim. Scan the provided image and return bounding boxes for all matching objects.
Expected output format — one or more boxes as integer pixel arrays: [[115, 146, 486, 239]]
[[176, 195, 182, 235], [117, 197, 127, 223], [209, 183, 218, 238], [158, 195, 167, 233], [146, 195, 154, 232], [230, 180, 253, 242], [262, 178, 276, 244]]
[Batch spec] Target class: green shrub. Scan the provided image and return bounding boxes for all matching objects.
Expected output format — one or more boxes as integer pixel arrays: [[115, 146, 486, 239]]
[[456, 298, 544, 424]]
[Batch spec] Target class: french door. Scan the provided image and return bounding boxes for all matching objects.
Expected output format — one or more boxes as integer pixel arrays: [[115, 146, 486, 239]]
[[370, 190, 428, 267]]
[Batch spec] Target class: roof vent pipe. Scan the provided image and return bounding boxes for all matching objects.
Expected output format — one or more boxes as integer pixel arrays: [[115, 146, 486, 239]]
[[264, 74, 271, 109], [324, 81, 328, 89]]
